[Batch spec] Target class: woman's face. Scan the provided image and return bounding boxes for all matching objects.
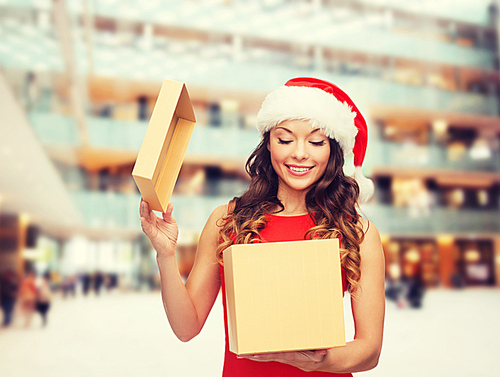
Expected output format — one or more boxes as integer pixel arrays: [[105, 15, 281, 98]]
[[268, 119, 330, 194]]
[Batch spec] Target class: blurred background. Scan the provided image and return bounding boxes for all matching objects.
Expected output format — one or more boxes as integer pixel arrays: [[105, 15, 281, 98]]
[[0, 0, 499, 376]]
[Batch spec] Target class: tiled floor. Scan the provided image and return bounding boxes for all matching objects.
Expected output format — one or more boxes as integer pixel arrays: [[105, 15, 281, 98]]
[[1, 288, 499, 376]]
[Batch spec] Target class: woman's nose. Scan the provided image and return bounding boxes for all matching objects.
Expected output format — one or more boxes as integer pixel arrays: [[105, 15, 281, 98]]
[[292, 142, 308, 160]]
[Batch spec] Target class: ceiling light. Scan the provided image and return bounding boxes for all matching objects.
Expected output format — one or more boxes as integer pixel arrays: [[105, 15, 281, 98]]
[[469, 138, 492, 160], [20, 213, 30, 226], [464, 248, 481, 263], [405, 248, 421, 263], [432, 119, 448, 137]]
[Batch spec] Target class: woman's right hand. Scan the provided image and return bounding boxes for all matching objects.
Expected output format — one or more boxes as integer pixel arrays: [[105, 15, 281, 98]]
[[139, 199, 179, 259]]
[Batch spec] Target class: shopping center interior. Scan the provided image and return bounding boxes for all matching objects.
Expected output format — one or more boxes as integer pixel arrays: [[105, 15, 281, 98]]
[[1, 0, 500, 301], [1, 2, 500, 376]]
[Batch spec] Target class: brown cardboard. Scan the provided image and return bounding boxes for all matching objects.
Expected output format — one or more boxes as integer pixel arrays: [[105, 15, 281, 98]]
[[223, 239, 346, 355], [132, 79, 196, 212]]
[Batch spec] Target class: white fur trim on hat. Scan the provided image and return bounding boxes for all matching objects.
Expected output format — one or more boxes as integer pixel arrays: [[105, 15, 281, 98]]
[[353, 166, 374, 203], [256, 86, 358, 155]]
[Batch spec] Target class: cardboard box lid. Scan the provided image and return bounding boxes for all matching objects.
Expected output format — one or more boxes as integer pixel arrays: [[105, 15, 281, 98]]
[[223, 239, 346, 355], [132, 79, 196, 212]]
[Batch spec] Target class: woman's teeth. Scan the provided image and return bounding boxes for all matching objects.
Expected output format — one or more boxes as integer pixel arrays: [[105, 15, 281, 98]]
[[289, 166, 312, 172]]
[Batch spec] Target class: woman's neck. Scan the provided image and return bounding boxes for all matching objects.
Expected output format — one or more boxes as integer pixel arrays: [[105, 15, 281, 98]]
[[276, 186, 308, 216]]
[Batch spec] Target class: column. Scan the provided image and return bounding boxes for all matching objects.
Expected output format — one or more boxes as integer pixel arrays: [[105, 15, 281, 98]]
[[437, 235, 456, 288], [493, 237, 500, 287]]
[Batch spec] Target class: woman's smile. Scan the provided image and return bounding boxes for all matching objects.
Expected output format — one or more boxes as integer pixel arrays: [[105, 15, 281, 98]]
[[285, 164, 315, 175]]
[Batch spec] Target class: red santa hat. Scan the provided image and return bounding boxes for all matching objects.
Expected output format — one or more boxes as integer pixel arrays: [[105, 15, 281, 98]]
[[256, 77, 374, 202]]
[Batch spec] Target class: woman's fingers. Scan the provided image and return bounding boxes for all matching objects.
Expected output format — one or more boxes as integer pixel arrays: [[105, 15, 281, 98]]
[[140, 199, 154, 221], [301, 349, 327, 362], [140, 199, 174, 223], [242, 349, 327, 363], [162, 202, 174, 221], [140, 199, 155, 236], [140, 198, 147, 217]]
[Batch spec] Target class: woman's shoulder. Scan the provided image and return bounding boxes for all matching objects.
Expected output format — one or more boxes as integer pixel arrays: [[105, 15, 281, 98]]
[[357, 216, 370, 232], [212, 204, 229, 220], [198, 204, 230, 247], [357, 216, 382, 249], [204, 204, 230, 231]]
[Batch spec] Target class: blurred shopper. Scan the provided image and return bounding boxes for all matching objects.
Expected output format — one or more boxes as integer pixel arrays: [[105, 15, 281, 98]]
[[0, 270, 19, 327], [19, 270, 37, 327], [402, 263, 425, 309], [450, 272, 465, 288], [405, 276, 425, 308], [385, 263, 406, 309], [81, 273, 92, 296], [93, 271, 104, 296], [62, 274, 77, 298], [23, 71, 40, 111], [106, 273, 118, 291], [35, 273, 51, 327], [140, 78, 385, 376]]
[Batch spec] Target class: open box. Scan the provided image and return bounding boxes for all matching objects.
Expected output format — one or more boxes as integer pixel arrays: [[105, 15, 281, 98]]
[[132, 79, 196, 212], [223, 239, 346, 355]]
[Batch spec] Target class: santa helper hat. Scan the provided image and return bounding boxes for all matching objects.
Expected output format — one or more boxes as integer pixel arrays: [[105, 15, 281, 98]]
[[256, 77, 374, 202]]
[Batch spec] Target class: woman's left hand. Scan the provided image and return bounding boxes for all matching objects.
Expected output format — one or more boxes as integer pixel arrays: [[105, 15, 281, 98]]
[[241, 349, 328, 372]]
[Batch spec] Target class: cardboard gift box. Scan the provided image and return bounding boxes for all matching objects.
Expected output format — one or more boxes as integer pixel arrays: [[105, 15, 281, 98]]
[[132, 79, 196, 212], [223, 239, 346, 356]]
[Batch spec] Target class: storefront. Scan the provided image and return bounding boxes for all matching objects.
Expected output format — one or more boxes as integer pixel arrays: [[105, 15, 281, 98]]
[[382, 236, 498, 288], [455, 239, 496, 286]]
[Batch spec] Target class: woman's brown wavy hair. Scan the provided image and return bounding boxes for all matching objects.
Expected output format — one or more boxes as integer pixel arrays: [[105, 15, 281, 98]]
[[215, 131, 366, 293]]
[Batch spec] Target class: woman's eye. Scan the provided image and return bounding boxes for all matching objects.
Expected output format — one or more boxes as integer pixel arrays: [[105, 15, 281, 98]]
[[278, 139, 292, 145], [310, 140, 325, 146]]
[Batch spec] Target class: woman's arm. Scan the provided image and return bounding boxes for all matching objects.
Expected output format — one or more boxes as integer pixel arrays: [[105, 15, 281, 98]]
[[244, 219, 385, 373], [140, 199, 225, 342]]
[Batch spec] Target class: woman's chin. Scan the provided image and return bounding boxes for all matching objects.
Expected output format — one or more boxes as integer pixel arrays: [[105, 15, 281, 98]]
[[282, 180, 315, 193]]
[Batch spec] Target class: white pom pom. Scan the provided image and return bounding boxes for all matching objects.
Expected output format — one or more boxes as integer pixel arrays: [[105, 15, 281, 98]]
[[353, 166, 374, 203]]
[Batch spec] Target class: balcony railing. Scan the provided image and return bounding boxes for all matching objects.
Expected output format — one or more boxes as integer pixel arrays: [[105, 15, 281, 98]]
[[29, 112, 81, 146], [30, 112, 500, 173], [368, 139, 500, 172], [71, 191, 500, 235], [70, 191, 232, 232], [1, 0, 494, 69], [360, 203, 500, 234]]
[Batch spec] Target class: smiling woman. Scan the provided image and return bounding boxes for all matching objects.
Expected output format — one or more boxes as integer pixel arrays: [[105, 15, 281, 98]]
[[140, 77, 385, 377]]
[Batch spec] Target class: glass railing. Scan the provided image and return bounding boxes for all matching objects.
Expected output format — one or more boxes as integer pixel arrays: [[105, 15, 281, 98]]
[[2, 0, 492, 27], [70, 191, 233, 232], [82, 48, 499, 116], [366, 0, 493, 26], [71, 191, 141, 230], [86, 117, 147, 150], [28, 113, 148, 149], [71, 191, 500, 235], [30, 111, 500, 173], [28, 112, 261, 155], [360, 203, 500, 234], [29, 112, 81, 146], [82, 1, 494, 68], [186, 126, 260, 158], [22, 72, 497, 120], [0, 3, 496, 79], [368, 139, 500, 172], [353, 80, 498, 116]]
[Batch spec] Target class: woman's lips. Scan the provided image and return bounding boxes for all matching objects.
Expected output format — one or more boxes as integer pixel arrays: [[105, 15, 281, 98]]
[[285, 164, 313, 176]]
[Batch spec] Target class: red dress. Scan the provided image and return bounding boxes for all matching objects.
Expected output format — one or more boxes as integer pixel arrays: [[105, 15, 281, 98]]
[[219, 213, 352, 377]]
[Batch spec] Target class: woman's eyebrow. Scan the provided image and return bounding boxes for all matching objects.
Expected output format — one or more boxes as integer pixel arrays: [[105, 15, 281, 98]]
[[275, 126, 293, 133], [275, 126, 322, 135]]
